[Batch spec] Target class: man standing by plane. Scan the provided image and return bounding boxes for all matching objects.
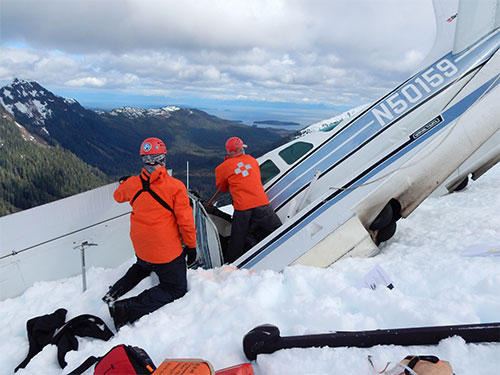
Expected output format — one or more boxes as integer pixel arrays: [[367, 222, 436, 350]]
[[102, 137, 197, 330], [215, 137, 281, 263]]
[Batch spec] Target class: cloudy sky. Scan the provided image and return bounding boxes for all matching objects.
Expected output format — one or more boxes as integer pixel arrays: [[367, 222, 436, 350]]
[[0, 0, 437, 124]]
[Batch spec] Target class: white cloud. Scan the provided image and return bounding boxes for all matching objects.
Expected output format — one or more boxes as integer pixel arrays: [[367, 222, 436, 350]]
[[65, 77, 107, 87], [0, 0, 437, 109]]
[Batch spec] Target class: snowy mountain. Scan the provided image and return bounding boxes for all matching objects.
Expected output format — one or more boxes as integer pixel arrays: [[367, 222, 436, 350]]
[[0, 79, 293, 198], [104, 105, 182, 119], [297, 104, 369, 137], [0, 79, 183, 127], [0, 78, 79, 133]]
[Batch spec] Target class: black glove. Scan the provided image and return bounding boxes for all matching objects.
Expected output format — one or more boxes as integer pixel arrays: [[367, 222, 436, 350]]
[[102, 284, 126, 305], [184, 247, 197, 267], [119, 176, 131, 183]]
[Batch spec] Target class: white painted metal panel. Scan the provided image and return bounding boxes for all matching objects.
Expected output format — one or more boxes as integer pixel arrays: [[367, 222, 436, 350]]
[[0, 183, 135, 300]]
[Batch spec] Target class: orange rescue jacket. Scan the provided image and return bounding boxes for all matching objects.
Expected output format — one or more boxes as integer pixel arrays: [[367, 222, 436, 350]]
[[215, 154, 269, 211], [113, 167, 196, 264]]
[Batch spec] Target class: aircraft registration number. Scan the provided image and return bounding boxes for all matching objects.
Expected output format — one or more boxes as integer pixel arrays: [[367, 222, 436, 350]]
[[372, 58, 459, 127]]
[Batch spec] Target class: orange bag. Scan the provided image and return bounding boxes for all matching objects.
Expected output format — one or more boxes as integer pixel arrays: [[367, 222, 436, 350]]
[[215, 363, 254, 375], [153, 359, 214, 375], [153, 359, 253, 375]]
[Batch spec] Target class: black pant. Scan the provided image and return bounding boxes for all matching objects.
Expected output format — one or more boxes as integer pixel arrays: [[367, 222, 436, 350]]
[[110, 254, 187, 324], [225, 204, 282, 263]]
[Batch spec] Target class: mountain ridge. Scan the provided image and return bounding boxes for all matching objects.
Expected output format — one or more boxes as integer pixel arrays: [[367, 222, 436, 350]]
[[0, 78, 294, 203]]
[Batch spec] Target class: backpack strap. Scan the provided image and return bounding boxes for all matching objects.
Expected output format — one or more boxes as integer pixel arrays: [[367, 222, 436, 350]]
[[66, 355, 100, 375], [131, 174, 175, 216]]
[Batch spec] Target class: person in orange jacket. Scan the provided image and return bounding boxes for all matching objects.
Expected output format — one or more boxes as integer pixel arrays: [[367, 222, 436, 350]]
[[102, 137, 197, 330], [215, 137, 281, 263]]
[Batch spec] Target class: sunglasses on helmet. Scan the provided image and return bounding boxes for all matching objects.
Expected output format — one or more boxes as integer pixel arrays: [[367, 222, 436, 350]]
[[141, 154, 166, 165]]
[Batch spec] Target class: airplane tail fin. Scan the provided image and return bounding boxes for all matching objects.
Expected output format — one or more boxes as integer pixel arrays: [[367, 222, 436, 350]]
[[418, 0, 500, 70], [416, 0, 459, 71], [453, 0, 500, 54]]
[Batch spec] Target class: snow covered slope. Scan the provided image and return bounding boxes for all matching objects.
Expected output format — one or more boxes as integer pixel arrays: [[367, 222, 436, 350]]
[[1, 164, 498, 375], [296, 104, 368, 136]]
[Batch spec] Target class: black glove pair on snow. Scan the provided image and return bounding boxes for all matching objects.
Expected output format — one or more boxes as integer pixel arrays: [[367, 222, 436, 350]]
[[184, 247, 197, 268]]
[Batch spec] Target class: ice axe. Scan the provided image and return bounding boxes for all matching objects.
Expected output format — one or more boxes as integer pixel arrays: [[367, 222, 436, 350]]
[[205, 190, 220, 209], [242, 322, 500, 361]]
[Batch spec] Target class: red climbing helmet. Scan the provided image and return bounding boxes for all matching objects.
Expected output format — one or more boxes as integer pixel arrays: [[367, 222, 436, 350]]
[[140, 137, 167, 165], [225, 137, 247, 157], [140, 137, 167, 155]]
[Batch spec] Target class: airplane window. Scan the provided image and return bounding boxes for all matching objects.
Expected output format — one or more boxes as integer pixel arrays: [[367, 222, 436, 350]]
[[260, 160, 280, 185], [278, 141, 314, 165]]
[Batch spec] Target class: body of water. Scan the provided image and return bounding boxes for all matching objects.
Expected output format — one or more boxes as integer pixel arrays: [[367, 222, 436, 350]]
[[75, 91, 349, 130], [199, 104, 340, 130]]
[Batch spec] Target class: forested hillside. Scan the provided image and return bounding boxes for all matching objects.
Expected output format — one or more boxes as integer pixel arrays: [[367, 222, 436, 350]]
[[0, 105, 110, 216], [0, 79, 293, 201]]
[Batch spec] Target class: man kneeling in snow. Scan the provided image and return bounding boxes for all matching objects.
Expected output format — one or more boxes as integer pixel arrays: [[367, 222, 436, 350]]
[[102, 137, 197, 330]]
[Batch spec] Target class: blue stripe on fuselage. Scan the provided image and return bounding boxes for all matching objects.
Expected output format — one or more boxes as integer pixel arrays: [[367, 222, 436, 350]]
[[266, 31, 500, 210], [243, 74, 500, 268]]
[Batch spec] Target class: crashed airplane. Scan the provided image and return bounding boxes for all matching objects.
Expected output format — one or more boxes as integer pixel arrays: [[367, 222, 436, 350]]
[[1, 0, 499, 299]]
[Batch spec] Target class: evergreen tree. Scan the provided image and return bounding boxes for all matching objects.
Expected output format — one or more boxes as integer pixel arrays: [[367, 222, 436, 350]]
[[0, 106, 110, 216]]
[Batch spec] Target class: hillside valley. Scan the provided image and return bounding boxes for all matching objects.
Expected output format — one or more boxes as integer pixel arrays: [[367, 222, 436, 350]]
[[0, 79, 294, 214]]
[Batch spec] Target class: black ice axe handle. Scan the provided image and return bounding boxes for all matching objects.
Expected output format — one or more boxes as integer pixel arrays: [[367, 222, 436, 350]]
[[242, 322, 500, 361]]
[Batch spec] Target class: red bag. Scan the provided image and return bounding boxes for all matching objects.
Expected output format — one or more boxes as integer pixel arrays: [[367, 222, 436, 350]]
[[68, 344, 156, 375]]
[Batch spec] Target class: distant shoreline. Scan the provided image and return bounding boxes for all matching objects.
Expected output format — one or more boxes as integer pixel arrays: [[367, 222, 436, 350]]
[[253, 120, 300, 126]]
